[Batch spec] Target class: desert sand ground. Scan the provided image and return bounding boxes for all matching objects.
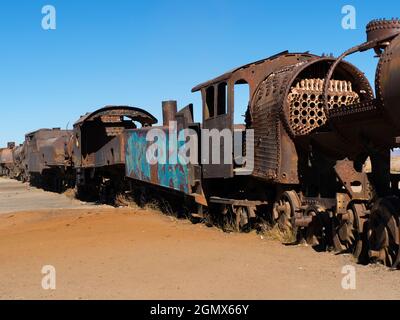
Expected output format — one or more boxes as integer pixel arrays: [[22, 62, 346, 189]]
[[0, 178, 400, 300]]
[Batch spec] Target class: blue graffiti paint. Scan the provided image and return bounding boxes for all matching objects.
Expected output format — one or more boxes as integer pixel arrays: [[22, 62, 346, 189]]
[[125, 129, 190, 194], [157, 134, 189, 193], [125, 131, 151, 182]]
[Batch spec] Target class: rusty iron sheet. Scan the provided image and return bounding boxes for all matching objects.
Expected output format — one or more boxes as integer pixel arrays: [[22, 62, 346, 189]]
[[93, 134, 126, 168], [0, 147, 14, 164], [0, 146, 14, 176], [162, 101, 178, 127], [334, 159, 371, 201], [74, 105, 157, 127], [24, 129, 72, 174], [191, 51, 318, 93]]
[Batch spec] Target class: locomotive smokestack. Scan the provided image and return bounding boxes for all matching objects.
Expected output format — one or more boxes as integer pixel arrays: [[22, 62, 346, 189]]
[[162, 100, 177, 126]]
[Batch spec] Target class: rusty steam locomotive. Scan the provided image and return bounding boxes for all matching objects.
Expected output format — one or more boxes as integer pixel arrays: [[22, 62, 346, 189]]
[[2, 19, 400, 268]]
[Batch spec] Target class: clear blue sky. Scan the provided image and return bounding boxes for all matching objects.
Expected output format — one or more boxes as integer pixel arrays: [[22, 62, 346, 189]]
[[0, 0, 398, 146]]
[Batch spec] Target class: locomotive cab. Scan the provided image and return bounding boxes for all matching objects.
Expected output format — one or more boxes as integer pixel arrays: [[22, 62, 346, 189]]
[[193, 51, 320, 181]]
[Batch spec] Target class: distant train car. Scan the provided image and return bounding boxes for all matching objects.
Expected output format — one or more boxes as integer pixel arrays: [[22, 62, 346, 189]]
[[0, 142, 15, 177], [72, 105, 157, 202], [12, 143, 27, 181], [24, 128, 74, 191]]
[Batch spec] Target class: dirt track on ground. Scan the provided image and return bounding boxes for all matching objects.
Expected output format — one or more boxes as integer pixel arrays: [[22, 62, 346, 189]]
[[0, 178, 100, 214], [0, 178, 399, 300]]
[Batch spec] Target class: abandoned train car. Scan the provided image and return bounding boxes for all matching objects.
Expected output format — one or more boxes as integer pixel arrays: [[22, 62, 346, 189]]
[[24, 128, 74, 191], [71, 105, 157, 202], [0, 142, 15, 177]]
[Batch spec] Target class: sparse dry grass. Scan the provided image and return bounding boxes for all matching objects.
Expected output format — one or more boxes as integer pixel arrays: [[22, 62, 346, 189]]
[[115, 193, 139, 208], [114, 193, 175, 217], [63, 188, 76, 200], [145, 199, 176, 217], [144, 199, 161, 212], [261, 224, 297, 244]]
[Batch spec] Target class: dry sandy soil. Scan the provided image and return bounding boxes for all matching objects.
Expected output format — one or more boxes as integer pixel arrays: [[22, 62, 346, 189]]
[[0, 178, 98, 213], [0, 178, 400, 300]]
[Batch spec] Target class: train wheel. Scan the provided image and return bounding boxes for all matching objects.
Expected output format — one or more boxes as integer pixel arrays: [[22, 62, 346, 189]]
[[367, 197, 400, 268], [272, 191, 301, 232], [297, 206, 334, 251], [333, 203, 367, 261]]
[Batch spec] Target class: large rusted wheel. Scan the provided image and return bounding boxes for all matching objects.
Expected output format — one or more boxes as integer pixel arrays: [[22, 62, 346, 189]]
[[272, 191, 301, 232], [303, 206, 331, 248], [333, 202, 367, 261], [367, 197, 400, 268]]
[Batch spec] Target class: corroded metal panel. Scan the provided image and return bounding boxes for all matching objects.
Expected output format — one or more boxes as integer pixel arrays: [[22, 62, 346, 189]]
[[0, 148, 13, 164], [0, 147, 14, 176], [24, 129, 72, 174], [125, 129, 191, 194], [93, 134, 126, 168]]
